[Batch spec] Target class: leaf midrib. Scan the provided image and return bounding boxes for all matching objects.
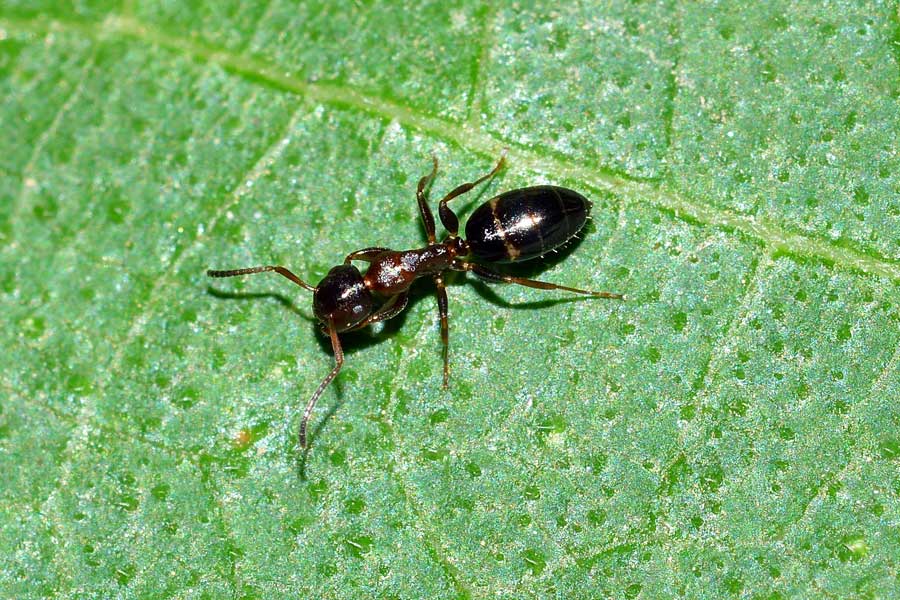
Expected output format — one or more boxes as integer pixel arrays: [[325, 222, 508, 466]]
[[3, 12, 899, 283]]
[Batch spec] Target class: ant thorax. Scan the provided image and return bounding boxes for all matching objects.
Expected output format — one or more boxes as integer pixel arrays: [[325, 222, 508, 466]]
[[361, 244, 454, 295]]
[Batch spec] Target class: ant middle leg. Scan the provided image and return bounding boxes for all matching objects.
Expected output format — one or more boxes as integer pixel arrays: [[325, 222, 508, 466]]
[[437, 154, 506, 237], [454, 261, 624, 299], [434, 275, 450, 388], [207, 265, 316, 292], [300, 320, 344, 449]]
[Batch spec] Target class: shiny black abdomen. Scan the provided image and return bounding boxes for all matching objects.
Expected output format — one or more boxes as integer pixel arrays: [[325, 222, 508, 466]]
[[464, 185, 591, 263]]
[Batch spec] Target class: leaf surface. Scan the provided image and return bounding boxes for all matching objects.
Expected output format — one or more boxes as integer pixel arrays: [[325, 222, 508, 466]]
[[2, 1, 899, 598]]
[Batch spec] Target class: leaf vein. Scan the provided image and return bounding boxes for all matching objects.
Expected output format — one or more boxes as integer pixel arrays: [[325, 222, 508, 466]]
[[684, 253, 765, 414], [784, 341, 900, 534], [464, 3, 498, 128], [655, 253, 766, 499], [659, 3, 683, 173], [30, 102, 310, 534], [389, 462, 478, 599], [11, 47, 97, 229]]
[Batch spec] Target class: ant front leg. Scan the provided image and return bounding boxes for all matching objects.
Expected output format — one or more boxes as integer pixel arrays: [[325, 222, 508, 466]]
[[437, 154, 506, 236], [346, 292, 410, 331], [300, 321, 344, 449], [304, 293, 410, 447], [454, 261, 624, 299]]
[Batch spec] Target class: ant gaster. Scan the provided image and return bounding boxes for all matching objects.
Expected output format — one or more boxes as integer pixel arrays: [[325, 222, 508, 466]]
[[208, 156, 623, 450]]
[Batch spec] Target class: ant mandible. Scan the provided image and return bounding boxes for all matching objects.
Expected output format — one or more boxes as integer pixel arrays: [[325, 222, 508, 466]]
[[208, 156, 623, 450]]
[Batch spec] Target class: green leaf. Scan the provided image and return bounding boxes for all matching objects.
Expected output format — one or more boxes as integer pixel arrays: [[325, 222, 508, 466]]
[[3, 1, 900, 598]]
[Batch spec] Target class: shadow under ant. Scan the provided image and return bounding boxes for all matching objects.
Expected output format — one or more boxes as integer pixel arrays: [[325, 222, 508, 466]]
[[209, 214, 608, 480], [296, 383, 345, 480], [294, 283, 434, 479], [208, 280, 417, 480], [450, 227, 596, 310], [465, 278, 592, 310], [205, 286, 310, 320]]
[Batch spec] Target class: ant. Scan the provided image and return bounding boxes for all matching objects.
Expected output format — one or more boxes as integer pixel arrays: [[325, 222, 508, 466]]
[[208, 156, 623, 450]]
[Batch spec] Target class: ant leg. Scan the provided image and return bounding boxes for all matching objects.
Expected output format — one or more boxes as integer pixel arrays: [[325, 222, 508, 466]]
[[344, 247, 390, 264], [437, 154, 506, 236], [300, 321, 343, 449], [346, 292, 409, 331], [207, 265, 315, 292], [455, 261, 624, 299], [416, 156, 439, 243], [435, 275, 450, 388]]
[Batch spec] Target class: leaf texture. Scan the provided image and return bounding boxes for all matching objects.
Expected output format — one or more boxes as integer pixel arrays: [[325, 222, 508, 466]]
[[1, 1, 899, 598]]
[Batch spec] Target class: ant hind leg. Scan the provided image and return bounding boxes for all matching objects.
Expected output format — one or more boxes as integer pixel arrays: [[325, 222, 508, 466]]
[[416, 157, 439, 243], [437, 154, 506, 236], [434, 275, 450, 388], [455, 261, 624, 299]]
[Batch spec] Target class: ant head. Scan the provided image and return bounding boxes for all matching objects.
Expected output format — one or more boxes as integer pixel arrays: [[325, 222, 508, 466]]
[[313, 265, 374, 332]]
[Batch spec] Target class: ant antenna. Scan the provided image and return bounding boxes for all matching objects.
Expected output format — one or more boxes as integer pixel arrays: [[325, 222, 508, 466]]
[[207, 265, 316, 292]]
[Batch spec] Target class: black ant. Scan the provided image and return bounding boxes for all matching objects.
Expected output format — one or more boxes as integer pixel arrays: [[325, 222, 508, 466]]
[[208, 156, 623, 450]]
